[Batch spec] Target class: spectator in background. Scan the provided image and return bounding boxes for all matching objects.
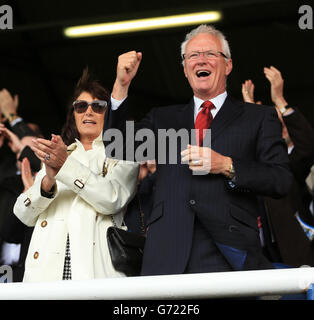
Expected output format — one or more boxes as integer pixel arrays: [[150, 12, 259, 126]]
[[0, 97, 22, 233], [0, 89, 41, 180], [242, 66, 314, 267], [0, 109, 19, 270], [0, 89, 40, 148], [0, 117, 41, 281], [302, 164, 314, 242], [306, 165, 314, 198], [0, 89, 43, 281]]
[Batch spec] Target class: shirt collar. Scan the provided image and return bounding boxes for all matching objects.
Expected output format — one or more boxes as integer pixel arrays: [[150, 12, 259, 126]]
[[193, 91, 227, 119]]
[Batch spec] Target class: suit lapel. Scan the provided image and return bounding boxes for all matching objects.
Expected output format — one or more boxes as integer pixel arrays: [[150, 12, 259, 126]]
[[210, 95, 244, 143], [167, 96, 243, 143]]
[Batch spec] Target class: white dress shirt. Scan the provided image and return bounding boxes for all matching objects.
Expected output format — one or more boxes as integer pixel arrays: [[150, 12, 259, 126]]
[[193, 91, 227, 122]]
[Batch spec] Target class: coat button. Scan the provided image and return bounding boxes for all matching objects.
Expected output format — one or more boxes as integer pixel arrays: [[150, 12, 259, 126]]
[[33, 251, 39, 259], [229, 225, 238, 232], [189, 199, 196, 205], [41, 220, 47, 228]]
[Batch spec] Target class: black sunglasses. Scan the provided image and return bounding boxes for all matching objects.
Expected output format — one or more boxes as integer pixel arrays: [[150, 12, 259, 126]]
[[72, 100, 107, 113]]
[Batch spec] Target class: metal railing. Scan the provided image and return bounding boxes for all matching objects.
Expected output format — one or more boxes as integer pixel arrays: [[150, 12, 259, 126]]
[[0, 267, 314, 300]]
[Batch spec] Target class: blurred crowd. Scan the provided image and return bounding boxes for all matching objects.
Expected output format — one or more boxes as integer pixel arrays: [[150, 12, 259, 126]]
[[241, 66, 314, 267]]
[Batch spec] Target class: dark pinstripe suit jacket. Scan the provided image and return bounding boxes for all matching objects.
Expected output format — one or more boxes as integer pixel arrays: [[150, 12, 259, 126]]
[[104, 95, 293, 275]]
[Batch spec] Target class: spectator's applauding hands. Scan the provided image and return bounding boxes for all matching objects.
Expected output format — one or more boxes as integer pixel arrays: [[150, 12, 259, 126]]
[[263, 66, 293, 114], [242, 80, 262, 104], [21, 157, 35, 192], [242, 80, 255, 104], [31, 134, 68, 192], [242, 66, 293, 115]]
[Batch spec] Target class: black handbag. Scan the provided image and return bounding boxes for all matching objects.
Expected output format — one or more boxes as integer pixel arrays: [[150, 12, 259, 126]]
[[107, 195, 146, 277]]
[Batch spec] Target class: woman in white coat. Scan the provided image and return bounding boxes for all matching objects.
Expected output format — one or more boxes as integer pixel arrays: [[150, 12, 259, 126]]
[[13, 70, 139, 282]]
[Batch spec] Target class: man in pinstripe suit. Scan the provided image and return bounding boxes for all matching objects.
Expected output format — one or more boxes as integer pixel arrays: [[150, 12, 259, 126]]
[[104, 25, 293, 275]]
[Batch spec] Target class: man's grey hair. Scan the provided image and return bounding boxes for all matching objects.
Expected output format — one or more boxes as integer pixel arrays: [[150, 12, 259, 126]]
[[181, 24, 231, 63]]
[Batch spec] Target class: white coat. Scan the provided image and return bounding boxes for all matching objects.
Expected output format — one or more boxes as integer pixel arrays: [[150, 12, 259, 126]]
[[14, 133, 139, 282]]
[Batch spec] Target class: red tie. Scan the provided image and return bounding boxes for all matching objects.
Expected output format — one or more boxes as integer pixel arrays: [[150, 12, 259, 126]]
[[195, 100, 215, 146]]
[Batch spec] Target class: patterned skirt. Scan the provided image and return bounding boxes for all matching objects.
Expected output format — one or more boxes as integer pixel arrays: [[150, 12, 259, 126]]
[[62, 234, 72, 280]]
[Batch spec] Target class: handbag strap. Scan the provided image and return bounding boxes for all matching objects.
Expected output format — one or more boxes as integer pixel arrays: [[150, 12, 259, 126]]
[[110, 195, 145, 234], [110, 214, 117, 227], [102, 158, 108, 177], [136, 193, 146, 234], [110, 192, 146, 235], [104, 158, 145, 234], [103, 158, 119, 229]]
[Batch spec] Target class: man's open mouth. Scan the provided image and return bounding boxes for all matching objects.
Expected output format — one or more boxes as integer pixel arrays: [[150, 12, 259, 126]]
[[196, 70, 211, 78]]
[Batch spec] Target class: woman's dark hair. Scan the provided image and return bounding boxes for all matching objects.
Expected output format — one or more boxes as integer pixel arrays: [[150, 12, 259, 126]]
[[61, 67, 110, 146]]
